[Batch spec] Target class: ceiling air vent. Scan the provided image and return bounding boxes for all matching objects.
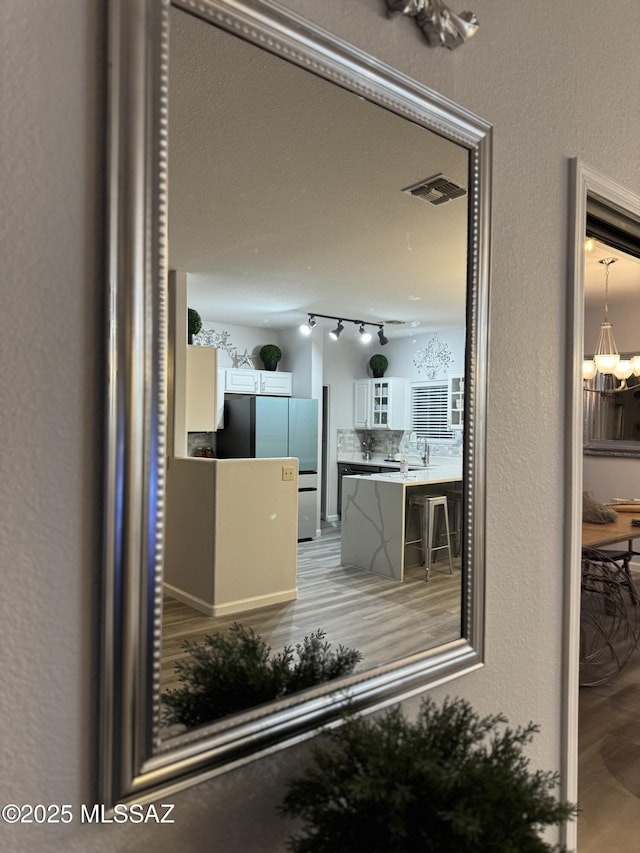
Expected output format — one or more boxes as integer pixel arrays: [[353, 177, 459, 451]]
[[403, 173, 467, 206]]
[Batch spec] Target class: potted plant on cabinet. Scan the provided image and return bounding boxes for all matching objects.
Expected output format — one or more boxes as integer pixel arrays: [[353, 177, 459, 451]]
[[260, 344, 282, 371], [188, 307, 202, 344], [279, 696, 577, 852], [369, 353, 388, 378]]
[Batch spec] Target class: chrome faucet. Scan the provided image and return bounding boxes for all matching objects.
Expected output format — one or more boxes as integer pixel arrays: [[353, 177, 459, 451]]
[[420, 438, 430, 466], [361, 434, 374, 461]]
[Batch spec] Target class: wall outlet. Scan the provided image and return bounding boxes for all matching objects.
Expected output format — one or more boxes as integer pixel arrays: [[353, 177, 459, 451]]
[[282, 465, 296, 481]]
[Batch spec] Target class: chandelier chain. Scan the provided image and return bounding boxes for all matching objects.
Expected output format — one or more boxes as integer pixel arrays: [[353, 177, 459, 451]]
[[600, 257, 616, 322]]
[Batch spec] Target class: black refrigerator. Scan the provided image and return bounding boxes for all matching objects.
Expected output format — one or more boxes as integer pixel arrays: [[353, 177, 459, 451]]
[[217, 396, 319, 540]]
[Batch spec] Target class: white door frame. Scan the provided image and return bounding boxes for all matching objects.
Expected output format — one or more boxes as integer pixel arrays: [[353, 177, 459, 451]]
[[562, 159, 640, 852]]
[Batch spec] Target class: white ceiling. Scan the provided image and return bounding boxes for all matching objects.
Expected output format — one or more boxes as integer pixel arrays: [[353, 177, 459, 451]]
[[167, 8, 469, 339], [167, 10, 640, 340]]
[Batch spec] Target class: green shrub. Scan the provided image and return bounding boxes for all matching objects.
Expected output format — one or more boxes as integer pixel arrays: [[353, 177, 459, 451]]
[[280, 696, 577, 853], [369, 353, 388, 371], [163, 624, 362, 729], [259, 344, 282, 363], [188, 307, 202, 337]]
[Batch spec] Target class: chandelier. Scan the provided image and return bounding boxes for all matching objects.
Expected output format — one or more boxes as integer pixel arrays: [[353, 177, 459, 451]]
[[583, 257, 640, 393]]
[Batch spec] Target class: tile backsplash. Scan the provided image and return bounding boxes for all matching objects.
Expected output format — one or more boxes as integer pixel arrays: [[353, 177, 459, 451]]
[[337, 428, 462, 459]]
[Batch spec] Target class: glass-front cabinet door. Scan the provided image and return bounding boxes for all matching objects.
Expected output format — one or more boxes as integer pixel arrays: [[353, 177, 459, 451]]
[[448, 374, 464, 430], [354, 378, 409, 430], [372, 380, 390, 427]]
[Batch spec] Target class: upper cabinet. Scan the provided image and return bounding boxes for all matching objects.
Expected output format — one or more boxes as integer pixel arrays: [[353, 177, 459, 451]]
[[354, 380, 370, 429], [448, 374, 464, 430], [185, 346, 219, 432], [224, 368, 292, 396], [354, 378, 409, 430]]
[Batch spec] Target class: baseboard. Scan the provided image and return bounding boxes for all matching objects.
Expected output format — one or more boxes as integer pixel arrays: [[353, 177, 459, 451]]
[[163, 582, 215, 616], [210, 588, 298, 617], [163, 582, 298, 617]]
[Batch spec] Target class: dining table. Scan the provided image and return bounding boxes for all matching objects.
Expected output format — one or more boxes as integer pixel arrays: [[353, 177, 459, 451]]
[[582, 512, 640, 550]]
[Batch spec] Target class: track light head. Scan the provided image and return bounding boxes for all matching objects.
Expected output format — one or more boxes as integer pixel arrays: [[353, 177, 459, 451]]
[[377, 325, 388, 346], [358, 323, 372, 343], [329, 320, 344, 340], [300, 314, 317, 336]]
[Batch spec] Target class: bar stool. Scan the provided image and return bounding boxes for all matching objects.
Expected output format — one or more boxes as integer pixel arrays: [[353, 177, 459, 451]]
[[405, 494, 453, 581]]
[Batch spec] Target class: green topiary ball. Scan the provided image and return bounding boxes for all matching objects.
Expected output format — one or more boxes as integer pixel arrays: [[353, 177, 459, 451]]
[[188, 307, 202, 338]]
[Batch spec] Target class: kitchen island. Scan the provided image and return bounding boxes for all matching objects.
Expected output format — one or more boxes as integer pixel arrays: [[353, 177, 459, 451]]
[[340, 463, 462, 581]]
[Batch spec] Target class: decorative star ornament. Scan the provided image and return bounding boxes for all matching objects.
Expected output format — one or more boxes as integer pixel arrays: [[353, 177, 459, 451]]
[[235, 348, 255, 368]]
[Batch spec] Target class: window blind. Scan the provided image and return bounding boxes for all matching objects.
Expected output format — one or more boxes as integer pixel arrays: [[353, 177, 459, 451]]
[[411, 383, 455, 441]]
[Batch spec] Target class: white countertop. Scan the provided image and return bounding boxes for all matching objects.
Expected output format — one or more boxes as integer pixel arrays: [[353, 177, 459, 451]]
[[337, 454, 433, 469], [343, 461, 462, 486]]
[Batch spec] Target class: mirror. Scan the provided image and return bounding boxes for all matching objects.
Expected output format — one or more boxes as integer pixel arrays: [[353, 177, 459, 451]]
[[163, 5, 470, 721], [102, 0, 491, 804], [583, 195, 640, 457]]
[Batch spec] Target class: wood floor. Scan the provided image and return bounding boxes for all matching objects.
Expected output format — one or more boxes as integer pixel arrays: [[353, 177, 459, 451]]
[[161, 529, 640, 850], [578, 566, 640, 851], [161, 521, 461, 694]]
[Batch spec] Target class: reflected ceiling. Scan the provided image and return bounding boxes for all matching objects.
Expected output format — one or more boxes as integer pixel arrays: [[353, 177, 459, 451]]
[[168, 8, 469, 337], [585, 239, 640, 308]]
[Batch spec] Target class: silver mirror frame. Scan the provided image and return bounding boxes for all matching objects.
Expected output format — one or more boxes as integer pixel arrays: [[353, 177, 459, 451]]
[[102, 0, 491, 805]]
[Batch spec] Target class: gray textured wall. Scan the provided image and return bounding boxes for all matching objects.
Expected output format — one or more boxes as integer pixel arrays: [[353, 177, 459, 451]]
[[2, 0, 640, 850]]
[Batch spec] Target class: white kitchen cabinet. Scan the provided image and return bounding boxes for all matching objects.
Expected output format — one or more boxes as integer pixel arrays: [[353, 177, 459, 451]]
[[186, 345, 218, 432], [225, 368, 259, 394], [259, 370, 292, 395], [353, 377, 409, 430], [354, 380, 370, 428], [447, 374, 464, 430], [224, 368, 292, 396]]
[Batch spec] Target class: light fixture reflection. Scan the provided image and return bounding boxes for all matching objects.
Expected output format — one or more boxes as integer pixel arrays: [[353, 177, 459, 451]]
[[583, 256, 640, 393], [329, 321, 344, 340], [299, 313, 388, 345], [300, 315, 316, 336], [359, 323, 372, 343]]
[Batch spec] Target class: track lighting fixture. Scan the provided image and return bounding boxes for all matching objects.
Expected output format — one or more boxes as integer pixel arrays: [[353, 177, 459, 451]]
[[300, 313, 388, 345], [358, 323, 372, 343], [299, 314, 317, 336], [329, 320, 344, 340]]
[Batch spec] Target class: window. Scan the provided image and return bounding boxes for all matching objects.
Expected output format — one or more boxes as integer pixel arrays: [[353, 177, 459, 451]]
[[411, 382, 455, 442]]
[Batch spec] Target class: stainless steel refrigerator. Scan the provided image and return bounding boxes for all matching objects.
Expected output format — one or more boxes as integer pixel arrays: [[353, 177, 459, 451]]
[[216, 396, 319, 540]]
